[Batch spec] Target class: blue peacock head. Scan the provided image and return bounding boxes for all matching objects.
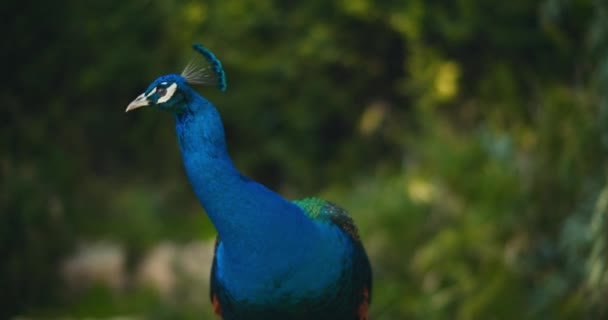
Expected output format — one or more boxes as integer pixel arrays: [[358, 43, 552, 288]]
[[126, 44, 227, 113]]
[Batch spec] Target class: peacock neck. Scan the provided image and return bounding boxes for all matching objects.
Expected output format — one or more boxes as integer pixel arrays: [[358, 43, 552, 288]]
[[174, 94, 319, 258]]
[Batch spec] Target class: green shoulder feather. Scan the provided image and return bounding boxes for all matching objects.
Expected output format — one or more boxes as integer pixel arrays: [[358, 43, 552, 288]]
[[292, 197, 362, 242]]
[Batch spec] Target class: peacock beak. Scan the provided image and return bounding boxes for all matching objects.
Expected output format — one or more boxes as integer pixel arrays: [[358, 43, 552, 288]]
[[126, 93, 149, 112]]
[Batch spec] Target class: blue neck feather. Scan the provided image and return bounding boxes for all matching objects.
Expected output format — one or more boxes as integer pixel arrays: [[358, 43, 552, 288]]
[[175, 92, 318, 252], [174, 89, 351, 302]]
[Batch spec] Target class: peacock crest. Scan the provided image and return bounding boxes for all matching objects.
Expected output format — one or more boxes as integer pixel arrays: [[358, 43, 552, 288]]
[[182, 43, 227, 92]]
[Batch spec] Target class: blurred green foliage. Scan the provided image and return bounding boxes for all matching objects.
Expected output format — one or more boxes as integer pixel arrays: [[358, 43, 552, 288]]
[[2, 0, 607, 319]]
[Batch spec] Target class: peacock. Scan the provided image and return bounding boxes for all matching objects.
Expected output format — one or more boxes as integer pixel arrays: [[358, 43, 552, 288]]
[[126, 44, 372, 320]]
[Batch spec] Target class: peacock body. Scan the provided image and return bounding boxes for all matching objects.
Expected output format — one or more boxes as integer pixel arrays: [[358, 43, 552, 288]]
[[127, 44, 371, 320]]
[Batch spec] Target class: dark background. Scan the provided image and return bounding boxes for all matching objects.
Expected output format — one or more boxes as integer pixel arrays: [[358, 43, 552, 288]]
[[2, 0, 607, 319]]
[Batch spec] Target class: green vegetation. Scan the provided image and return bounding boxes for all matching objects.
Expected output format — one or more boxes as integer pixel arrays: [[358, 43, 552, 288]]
[[2, 0, 607, 318]]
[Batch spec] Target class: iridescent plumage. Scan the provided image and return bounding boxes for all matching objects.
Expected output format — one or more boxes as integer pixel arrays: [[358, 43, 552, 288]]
[[127, 44, 371, 320]]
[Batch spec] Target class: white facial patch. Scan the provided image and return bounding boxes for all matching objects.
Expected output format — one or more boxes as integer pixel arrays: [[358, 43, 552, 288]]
[[157, 83, 178, 104], [144, 87, 157, 98]]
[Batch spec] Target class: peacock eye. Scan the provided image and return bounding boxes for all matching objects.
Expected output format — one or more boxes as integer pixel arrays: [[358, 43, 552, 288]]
[[157, 87, 167, 97]]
